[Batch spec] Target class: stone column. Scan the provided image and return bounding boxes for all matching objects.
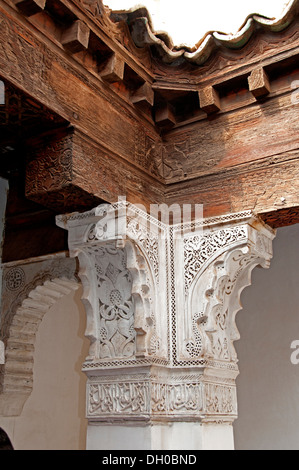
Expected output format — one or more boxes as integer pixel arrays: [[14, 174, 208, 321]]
[[57, 202, 275, 450]]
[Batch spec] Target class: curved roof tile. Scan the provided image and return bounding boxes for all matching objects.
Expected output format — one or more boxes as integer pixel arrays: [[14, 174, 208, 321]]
[[110, 0, 299, 65]]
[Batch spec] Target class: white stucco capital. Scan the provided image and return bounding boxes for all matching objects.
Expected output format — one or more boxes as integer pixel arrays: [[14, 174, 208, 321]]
[[57, 202, 276, 425]]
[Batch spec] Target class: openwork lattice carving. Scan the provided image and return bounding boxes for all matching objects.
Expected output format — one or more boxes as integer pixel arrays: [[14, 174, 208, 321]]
[[184, 226, 247, 292]]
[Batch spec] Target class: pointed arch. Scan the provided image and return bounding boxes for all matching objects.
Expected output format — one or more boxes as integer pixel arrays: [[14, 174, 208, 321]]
[[0, 277, 80, 417]]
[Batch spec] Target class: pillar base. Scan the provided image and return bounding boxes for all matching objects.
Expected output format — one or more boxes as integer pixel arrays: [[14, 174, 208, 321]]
[[86, 421, 234, 451]]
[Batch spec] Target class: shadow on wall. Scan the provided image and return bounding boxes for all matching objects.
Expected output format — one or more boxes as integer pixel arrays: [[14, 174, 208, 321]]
[[0, 427, 14, 450]]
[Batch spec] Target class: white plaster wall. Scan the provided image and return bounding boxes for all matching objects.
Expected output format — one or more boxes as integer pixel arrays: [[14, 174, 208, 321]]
[[234, 223, 299, 450], [0, 285, 89, 450], [87, 422, 234, 451]]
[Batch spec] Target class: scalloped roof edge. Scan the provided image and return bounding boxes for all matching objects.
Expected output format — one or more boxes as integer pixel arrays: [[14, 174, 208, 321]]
[[109, 0, 299, 65]]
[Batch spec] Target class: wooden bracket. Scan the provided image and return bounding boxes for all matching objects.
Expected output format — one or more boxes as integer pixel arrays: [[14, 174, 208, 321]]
[[61, 20, 90, 54], [130, 82, 154, 107], [199, 86, 221, 114], [248, 68, 271, 99], [155, 103, 176, 128], [99, 54, 125, 83], [12, 0, 46, 16]]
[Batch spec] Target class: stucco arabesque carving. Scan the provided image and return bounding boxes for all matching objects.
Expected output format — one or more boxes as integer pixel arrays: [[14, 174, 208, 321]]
[[57, 202, 275, 424], [181, 221, 274, 365], [57, 202, 166, 368]]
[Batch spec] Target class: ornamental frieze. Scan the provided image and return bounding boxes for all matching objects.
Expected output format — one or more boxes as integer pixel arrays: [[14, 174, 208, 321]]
[[86, 371, 238, 422]]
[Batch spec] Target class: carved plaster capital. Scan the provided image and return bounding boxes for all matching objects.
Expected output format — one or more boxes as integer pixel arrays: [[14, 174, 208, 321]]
[[57, 203, 275, 424], [57, 202, 168, 367]]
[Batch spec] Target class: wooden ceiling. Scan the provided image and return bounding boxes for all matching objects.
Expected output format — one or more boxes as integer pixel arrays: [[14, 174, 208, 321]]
[[0, 0, 299, 262]]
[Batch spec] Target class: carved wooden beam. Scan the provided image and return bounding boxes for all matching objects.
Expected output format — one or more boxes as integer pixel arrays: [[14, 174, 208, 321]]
[[24, 127, 164, 212], [248, 67, 271, 99], [25, 127, 102, 212], [61, 20, 90, 54], [164, 149, 299, 228], [199, 86, 221, 114]]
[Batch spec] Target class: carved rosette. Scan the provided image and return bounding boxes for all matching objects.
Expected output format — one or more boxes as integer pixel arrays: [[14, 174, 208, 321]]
[[57, 203, 275, 425]]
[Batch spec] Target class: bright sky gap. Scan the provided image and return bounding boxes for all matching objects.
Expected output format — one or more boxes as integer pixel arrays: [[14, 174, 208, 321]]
[[105, 0, 291, 46]]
